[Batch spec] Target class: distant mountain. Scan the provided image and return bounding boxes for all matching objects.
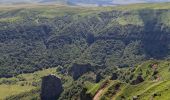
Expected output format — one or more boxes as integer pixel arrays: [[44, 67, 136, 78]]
[[0, 0, 65, 4], [1, 0, 170, 5], [39, 0, 66, 4]]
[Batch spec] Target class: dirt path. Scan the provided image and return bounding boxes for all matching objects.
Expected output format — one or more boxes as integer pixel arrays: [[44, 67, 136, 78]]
[[93, 81, 109, 100], [93, 89, 104, 100], [93, 80, 110, 100]]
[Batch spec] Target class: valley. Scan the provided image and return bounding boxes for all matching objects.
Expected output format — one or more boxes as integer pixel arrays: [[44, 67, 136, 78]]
[[0, 2, 170, 100]]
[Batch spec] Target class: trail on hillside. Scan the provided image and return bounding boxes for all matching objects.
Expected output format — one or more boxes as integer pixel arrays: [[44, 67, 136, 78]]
[[93, 89, 104, 100], [93, 80, 110, 100]]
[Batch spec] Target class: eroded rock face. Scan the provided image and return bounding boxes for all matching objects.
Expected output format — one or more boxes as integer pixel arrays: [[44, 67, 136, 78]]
[[80, 88, 93, 100], [131, 75, 144, 85], [96, 73, 102, 83], [40, 75, 63, 100], [70, 63, 93, 80], [111, 73, 118, 80]]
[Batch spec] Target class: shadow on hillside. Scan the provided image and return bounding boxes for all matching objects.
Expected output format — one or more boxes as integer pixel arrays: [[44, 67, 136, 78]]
[[139, 9, 169, 59]]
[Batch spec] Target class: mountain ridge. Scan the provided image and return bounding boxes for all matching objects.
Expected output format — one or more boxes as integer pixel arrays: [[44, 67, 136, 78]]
[[1, 0, 170, 6]]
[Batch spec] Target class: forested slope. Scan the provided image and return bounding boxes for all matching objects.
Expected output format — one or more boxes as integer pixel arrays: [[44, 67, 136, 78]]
[[1, 3, 170, 78]]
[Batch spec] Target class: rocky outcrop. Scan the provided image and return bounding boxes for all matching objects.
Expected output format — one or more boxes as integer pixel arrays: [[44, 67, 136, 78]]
[[131, 75, 144, 85], [96, 73, 103, 83], [132, 96, 138, 100], [80, 88, 93, 100], [69, 63, 93, 80], [111, 73, 118, 80], [40, 75, 63, 100]]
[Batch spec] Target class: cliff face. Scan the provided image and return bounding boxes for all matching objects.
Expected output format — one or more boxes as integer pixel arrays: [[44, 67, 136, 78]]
[[40, 75, 63, 100], [69, 63, 93, 80]]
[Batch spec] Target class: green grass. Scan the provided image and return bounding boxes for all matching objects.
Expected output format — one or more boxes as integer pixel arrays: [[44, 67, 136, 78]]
[[0, 68, 57, 99], [0, 84, 35, 100], [113, 3, 170, 11], [0, 4, 113, 19], [84, 79, 112, 96], [115, 60, 170, 100], [5, 88, 40, 100], [116, 81, 160, 99], [138, 80, 170, 100], [116, 14, 143, 26], [85, 81, 102, 96], [100, 80, 125, 100], [0, 17, 22, 23], [84, 60, 170, 100]]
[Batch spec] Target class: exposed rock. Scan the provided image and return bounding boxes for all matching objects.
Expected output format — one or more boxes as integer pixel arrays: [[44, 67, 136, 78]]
[[121, 96, 125, 100], [153, 93, 158, 97], [95, 72, 102, 83], [118, 64, 129, 68], [152, 93, 161, 97], [153, 70, 159, 76], [132, 96, 138, 100], [40, 75, 63, 100], [131, 75, 144, 85], [111, 73, 118, 80], [115, 83, 120, 90], [69, 63, 93, 80], [80, 88, 93, 100], [130, 74, 134, 80]]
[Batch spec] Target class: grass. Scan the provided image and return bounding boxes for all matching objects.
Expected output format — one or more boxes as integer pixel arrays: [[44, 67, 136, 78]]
[[84, 60, 170, 100], [0, 68, 57, 99], [0, 4, 113, 18], [85, 81, 102, 96], [114, 2, 170, 11], [115, 60, 170, 100], [116, 14, 144, 26], [1, 3, 170, 28], [1, 2, 170, 11], [100, 80, 125, 100], [5, 88, 40, 100], [0, 84, 35, 100], [138, 81, 170, 100], [116, 81, 161, 99], [85, 79, 112, 96], [0, 17, 22, 23]]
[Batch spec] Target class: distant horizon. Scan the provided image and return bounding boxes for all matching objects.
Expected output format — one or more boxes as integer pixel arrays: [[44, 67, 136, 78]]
[[1, 0, 170, 6]]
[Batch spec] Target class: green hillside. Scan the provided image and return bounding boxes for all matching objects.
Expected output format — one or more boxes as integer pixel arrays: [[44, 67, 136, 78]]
[[1, 3, 170, 100], [2, 60, 170, 100], [83, 60, 170, 100]]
